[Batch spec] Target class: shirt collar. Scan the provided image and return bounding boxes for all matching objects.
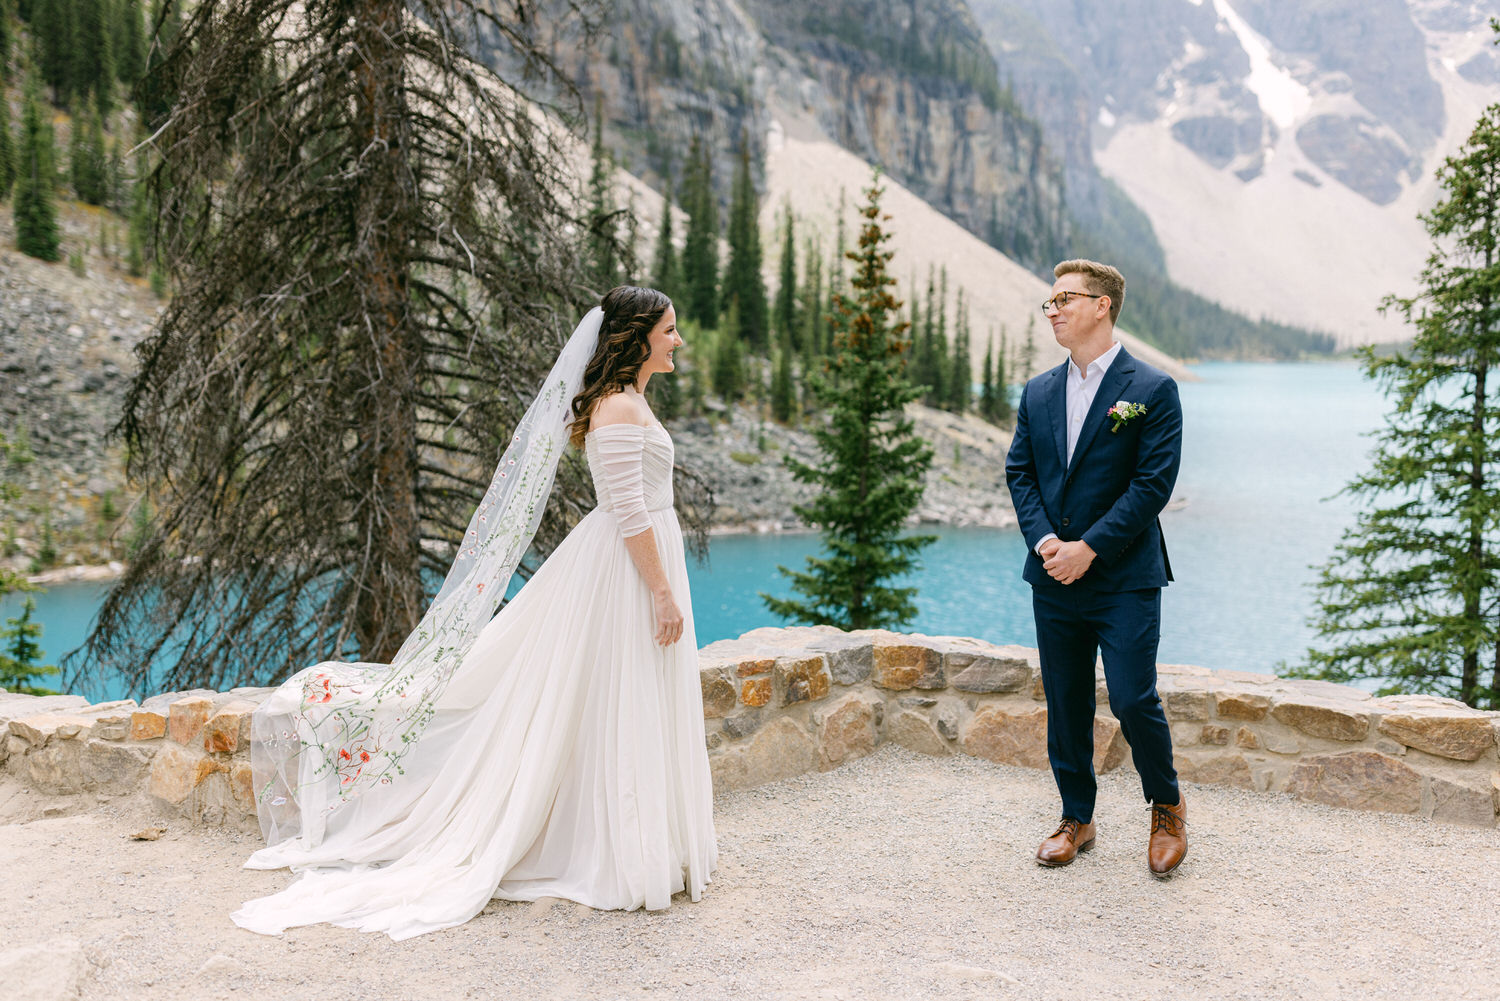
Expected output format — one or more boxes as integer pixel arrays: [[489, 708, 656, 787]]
[[1067, 341, 1122, 383]]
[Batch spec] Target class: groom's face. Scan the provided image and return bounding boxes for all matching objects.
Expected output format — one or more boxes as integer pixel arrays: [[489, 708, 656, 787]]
[[1046, 274, 1107, 350]]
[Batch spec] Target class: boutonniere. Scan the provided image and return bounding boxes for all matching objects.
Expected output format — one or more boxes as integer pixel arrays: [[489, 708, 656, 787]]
[[1107, 400, 1146, 432]]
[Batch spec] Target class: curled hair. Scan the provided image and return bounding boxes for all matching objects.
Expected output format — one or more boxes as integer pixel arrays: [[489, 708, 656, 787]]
[[1054, 258, 1126, 324], [568, 286, 673, 448]]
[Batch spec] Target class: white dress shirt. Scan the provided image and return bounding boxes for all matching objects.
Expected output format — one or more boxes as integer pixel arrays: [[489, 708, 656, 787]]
[[1036, 341, 1122, 555]]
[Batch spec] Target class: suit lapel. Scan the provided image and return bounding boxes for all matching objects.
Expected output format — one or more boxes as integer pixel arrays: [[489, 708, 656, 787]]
[[1042, 362, 1068, 473], [1065, 347, 1137, 479]]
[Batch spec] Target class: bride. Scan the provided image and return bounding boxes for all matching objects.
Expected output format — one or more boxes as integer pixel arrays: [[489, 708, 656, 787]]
[[231, 286, 717, 940]]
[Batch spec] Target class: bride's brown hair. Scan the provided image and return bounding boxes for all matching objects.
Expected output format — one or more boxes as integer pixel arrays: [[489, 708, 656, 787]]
[[568, 286, 674, 448]]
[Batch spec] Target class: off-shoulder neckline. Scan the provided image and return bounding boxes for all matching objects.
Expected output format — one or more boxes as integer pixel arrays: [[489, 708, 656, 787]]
[[585, 422, 667, 437]]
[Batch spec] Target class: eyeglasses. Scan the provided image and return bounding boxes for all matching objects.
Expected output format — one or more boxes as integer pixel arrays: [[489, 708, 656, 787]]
[[1041, 291, 1104, 314]]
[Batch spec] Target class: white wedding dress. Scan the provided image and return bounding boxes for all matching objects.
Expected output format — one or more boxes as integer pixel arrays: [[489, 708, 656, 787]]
[[231, 423, 717, 940]]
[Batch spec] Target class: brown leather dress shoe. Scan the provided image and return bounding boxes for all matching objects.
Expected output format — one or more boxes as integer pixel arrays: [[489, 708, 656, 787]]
[[1036, 818, 1096, 867], [1148, 798, 1187, 878]]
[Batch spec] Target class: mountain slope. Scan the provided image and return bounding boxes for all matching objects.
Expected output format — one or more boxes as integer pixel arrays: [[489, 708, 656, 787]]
[[973, 0, 1500, 346]]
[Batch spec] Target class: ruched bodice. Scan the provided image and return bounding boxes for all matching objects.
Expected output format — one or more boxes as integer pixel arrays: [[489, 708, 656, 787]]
[[585, 424, 675, 536]]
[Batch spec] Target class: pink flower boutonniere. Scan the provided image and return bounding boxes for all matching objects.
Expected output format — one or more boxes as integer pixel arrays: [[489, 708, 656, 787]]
[[1107, 400, 1147, 432]]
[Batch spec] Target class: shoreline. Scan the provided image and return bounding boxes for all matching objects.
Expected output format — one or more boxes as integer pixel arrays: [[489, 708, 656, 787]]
[[21, 518, 1033, 586]]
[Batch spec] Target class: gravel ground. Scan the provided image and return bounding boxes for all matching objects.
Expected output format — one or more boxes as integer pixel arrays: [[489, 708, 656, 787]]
[[3, 744, 1498, 1001]]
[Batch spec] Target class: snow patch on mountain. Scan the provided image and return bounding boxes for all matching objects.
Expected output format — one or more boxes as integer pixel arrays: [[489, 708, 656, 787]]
[[1212, 0, 1311, 130]]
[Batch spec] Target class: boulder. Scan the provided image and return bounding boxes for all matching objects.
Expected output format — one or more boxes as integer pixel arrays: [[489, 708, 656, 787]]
[[740, 678, 771, 708], [201, 700, 257, 754], [889, 709, 950, 756], [775, 655, 831, 706], [948, 654, 1030, 694], [1174, 752, 1253, 789], [814, 694, 878, 771], [699, 669, 736, 719], [7, 714, 94, 748], [871, 641, 945, 691], [1285, 751, 1421, 814], [1094, 716, 1128, 773], [1270, 699, 1370, 742], [1161, 689, 1213, 721], [710, 717, 817, 791], [167, 696, 215, 746], [960, 706, 1049, 770], [805, 634, 873, 686], [1215, 692, 1271, 721], [129, 710, 167, 741], [1428, 774, 1496, 826], [149, 741, 221, 806], [83, 739, 155, 795], [1376, 713, 1495, 762]]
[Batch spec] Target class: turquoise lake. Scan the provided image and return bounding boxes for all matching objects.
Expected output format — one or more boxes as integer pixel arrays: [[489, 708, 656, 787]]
[[5, 361, 1386, 701]]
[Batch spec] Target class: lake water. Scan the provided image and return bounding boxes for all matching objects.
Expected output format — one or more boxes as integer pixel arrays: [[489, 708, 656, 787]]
[[5, 361, 1386, 702]]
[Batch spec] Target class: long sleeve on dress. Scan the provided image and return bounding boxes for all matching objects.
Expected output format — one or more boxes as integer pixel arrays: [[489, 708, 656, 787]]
[[592, 425, 652, 538]]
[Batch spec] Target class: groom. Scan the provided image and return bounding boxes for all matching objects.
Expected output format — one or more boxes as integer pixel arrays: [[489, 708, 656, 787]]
[[1004, 259, 1187, 877]]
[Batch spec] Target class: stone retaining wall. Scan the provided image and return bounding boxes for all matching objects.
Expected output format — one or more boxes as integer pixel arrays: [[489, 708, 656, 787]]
[[4, 627, 1498, 831]]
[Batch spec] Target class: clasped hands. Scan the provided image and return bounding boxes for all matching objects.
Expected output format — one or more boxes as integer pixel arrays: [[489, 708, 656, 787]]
[[1038, 537, 1096, 586]]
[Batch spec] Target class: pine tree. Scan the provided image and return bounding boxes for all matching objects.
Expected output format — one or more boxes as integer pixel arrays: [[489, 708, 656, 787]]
[[724, 135, 768, 350], [13, 86, 61, 262], [980, 339, 995, 420], [649, 352, 683, 422], [0, 98, 13, 200], [0, 0, 11, 82], [71, 0, 618, 694], [0, 596, 60, 695], [763, 175, 935, 630], [105, 138, 124, 211], [680, 134, 719, 327], [75, 0, 115, 116], [801, 243, 825, 357], [125, 158, 148, 276], [115, 0, 146, 87], [585, 117, 618, 289], [32, 0, 73, 103], [650, 192, 679, 299], [770, 344, 793, 423], [1295, 103, 1500, 709], [711, 312, 743, 403], [950, 288, 972, 412], [933, 266, 951, 406], [1020, 314, 1038, 382], [996, 328, 1013, 424], [71, 105, 107, 204], [774, 205, 798, 350]]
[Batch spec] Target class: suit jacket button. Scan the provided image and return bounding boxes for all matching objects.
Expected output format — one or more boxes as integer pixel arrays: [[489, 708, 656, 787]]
[[1061, 517, 1071, 527]]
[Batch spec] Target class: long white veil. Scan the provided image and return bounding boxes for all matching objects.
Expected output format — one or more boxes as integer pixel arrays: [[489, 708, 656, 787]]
[[249, 307, 604, 847]]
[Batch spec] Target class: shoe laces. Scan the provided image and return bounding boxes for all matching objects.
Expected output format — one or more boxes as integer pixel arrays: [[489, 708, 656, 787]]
[[1051, 818, 1081, 839], [1149, 803, 1185, 837]]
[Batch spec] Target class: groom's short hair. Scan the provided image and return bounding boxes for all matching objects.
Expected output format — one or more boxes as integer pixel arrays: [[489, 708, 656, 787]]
[[1054, 259, 1125, 325]]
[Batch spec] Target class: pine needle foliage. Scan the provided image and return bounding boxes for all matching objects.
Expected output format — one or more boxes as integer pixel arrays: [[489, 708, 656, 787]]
[[65, 0, 689, 697], [12, 84, 60, 262], [0, 597, 60, 696], [1294, 103, 1500, 709], [763, 176, 935, 630]]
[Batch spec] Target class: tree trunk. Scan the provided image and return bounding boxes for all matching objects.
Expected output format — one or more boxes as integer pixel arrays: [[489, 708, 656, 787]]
[[352, 0, 424, 663]]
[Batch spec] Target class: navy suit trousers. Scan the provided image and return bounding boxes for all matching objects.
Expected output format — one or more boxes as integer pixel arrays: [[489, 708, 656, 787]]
[[1032, 585, 1179, 823]]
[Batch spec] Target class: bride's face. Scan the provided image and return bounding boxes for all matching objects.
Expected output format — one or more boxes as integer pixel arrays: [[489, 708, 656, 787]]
[[643, 306, 683, 375]]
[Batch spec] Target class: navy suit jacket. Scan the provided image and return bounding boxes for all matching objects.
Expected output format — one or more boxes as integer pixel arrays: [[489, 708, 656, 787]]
[[1005, 345, 1182, 592]]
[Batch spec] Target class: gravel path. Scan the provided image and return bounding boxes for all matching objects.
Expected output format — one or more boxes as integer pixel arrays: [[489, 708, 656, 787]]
[[4, 744, 1498, 1001]]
